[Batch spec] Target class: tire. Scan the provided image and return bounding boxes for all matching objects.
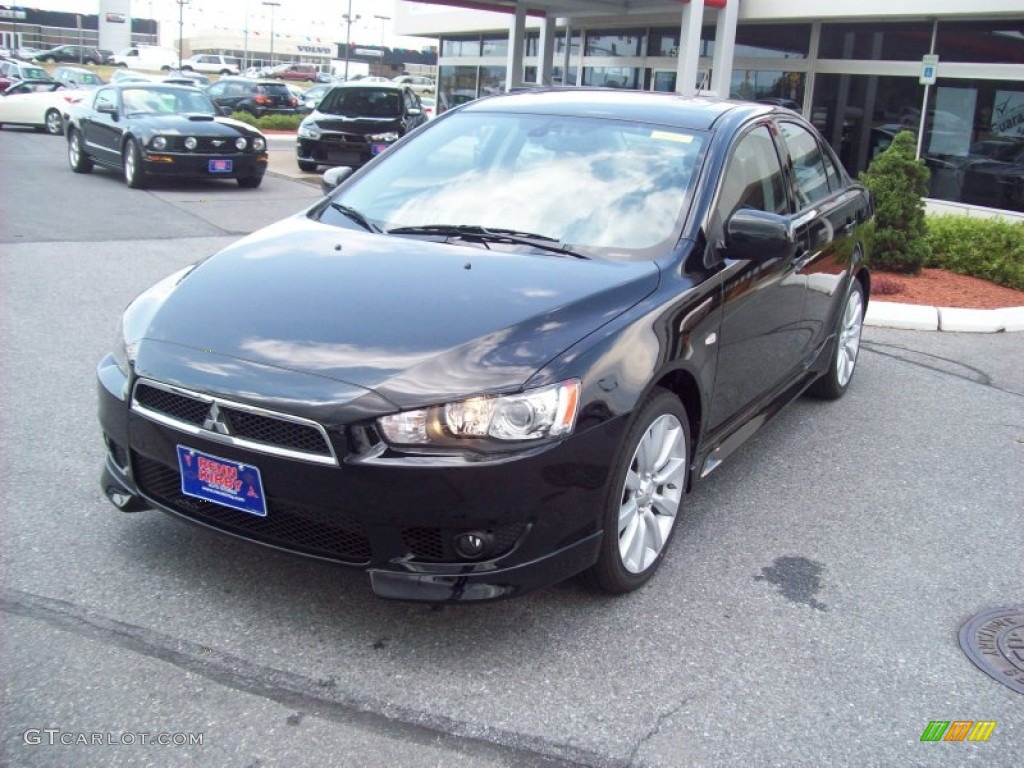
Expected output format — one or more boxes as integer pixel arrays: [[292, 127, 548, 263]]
[[122, 138, 148, 189], [117, 62, 127, 68], [44, 55, 56, 63], [297, 160, 318, 172], [237, 174, 263, 188], [219, 69, 232, 76], [44, 109, 63, 135], [585, 388, 690, 594], [807, 279, 865, 400], [182, 65, 193, 71], [67, 128, 93, 173], [160, 65, 171, 73]]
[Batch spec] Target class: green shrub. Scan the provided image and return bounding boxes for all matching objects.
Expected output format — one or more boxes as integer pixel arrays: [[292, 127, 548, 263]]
[[859, 130, 932, 274], [229, 111, 304, 131], [925, 215, 1024, 291]]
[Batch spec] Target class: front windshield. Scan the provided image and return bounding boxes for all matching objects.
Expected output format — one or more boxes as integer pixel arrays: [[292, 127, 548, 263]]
[[22, 66, 49, 80], [122, 87, 216, 115], [318, 87, 402, 117], [326, 111, 705, 255]]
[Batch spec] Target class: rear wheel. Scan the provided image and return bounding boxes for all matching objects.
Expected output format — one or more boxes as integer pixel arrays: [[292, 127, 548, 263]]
[[67, 128, 93, 173], [807, 280, 865, 400], [298, 160, 318, 172], [44, 109, 63, 135], [123, 138, 148, 189], [586, 388, 690, 594]]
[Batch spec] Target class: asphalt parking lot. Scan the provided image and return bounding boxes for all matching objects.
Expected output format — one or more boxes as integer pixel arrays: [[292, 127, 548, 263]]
[[1, 128, 1021, 767]]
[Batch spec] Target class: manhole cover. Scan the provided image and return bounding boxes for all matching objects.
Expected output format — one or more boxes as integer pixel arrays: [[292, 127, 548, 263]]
[[958, 607, 1024, 695]]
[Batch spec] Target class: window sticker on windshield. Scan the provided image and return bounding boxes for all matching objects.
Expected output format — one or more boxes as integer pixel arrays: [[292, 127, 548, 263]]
[[650, 131, 693, 143]]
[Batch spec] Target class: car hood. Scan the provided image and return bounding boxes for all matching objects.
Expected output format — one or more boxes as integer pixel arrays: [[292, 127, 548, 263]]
[[134, 113, 262, 136], [136, 216, 660, 408]]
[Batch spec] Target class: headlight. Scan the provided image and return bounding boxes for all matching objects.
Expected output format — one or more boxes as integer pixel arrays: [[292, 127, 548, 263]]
[[297, 123, 320, 139], [366, 131, 400, 143], [150, 135, 167, 150], [252, 136, 266, 151], [184, 136, 198, 150], [378, 380, 580, 450], [110, 317, 134, 376], [235, 136, 247, 151]]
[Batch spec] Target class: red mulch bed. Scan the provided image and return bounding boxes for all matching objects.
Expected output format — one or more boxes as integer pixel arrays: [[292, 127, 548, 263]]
[[870, 268, 1024, 309]]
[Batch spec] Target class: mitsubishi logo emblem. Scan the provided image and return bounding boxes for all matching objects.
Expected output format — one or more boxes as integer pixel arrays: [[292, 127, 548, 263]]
[[203, 402, 231, 435]]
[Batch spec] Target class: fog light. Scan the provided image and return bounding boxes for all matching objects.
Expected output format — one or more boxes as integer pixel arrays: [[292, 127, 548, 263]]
[[454, 531, 492, 559]]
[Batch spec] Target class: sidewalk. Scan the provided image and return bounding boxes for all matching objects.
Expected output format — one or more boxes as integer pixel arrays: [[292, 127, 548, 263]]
[[263, 133, 1024, 333]]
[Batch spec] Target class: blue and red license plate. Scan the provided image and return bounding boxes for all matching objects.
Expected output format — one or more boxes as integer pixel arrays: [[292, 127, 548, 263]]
[[208, 158, 233, 173], [177, 445, 266, 517]]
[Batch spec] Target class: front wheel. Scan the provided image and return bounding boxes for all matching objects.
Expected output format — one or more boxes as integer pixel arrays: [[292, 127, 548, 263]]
[[586, 388, 690, 594], [123, 138, 148, 189], [67, 128, 93, 173], [44, 108, 63, 135], [807, 279, 865, 400], [297, 160, 318, 172]]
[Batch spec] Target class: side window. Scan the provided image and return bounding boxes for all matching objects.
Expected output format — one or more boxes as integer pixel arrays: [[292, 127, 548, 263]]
[[94, 88, 116, 111], [780, 121, 832, 208], [822, 148, 844, 193], [207, 82, 224, 97], [715, 124, 788, 223]]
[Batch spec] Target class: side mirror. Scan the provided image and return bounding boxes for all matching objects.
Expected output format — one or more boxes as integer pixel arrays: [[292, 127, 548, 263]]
[[321, 166, 354, 195], [725, 209, 796, 262], [407, 107, 422, 117], [219, 105, 232, 116], [97, 103, 118, 116]]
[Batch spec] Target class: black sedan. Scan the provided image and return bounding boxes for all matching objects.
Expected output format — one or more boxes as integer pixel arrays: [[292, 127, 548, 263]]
[[296, 82, 427, 172], [66, 83, 268, 188], [98, 89, 872, 602]]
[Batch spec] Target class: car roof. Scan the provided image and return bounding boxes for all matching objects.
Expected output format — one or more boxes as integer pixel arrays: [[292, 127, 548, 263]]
[[106, 82, 201, 92], [334, 82, 406, 91], [462, 88, 772, 132]]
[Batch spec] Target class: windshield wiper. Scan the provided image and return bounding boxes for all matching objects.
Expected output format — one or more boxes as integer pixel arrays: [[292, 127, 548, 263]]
[[330, 202, 381, 233], [385, 224, 589, 259]]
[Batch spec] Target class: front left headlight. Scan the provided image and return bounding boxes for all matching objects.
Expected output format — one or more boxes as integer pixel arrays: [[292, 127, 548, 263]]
[[366, 131, 400, 143], [150, 135, 167, 150], [252, 136, 266, 151], [235, 136, 247, 151], [378, 379, 580, 451], [297, 123, 320, 139]]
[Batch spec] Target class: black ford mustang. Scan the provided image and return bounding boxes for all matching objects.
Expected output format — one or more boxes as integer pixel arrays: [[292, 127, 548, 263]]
[[66, 82, 268, 188], [98, 89, 872, 602]]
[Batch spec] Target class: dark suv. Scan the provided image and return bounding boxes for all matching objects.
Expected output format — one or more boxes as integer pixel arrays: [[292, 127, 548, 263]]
[[34, 45, 103, 65], [296, 83, 426, 171], [205, 77, 298, 117]]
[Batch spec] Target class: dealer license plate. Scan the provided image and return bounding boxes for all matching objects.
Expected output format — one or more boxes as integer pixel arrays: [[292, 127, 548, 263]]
[[208, 158, 233, 173], [177, 445, 267, 517]]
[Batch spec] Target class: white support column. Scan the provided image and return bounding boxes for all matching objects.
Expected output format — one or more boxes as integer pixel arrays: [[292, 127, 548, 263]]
[[505, 0, 526, 92], [676, 0, 704, 96], [537, 15, 555, 85], [710, 0, 738, 97]]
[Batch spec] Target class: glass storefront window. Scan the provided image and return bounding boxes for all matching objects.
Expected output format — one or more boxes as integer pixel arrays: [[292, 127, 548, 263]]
[[585, 29, 644, 57], [819, 22, 933, 60], [735, 24, 810, 58], [479, 65, 507, 96], [481, 36, 508, 57], [441, 37, 480, 57], [525, 32, 538, 57], [936, 20, 1024, 64], [730, 70, 804, 108], [648, 26, 715, 58], [552, 66, 578, 86], [438, 64, 478, 113], [555, 31, 580, 57], [582, 67, 641, 89]]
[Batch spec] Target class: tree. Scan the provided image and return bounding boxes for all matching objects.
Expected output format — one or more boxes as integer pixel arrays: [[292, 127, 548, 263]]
[[859, 130, 932, 273]]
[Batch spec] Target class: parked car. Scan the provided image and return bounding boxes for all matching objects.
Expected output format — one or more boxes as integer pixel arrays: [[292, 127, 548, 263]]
[[166, 69, 211, 87], [296, 83, 426, 171], [112, 45, 177, 72], [267, 62, 319, 82], [53, 66, 104, 90], [299, 83, 330, 113], [0, 80, 82, 134], [97, 89, 872, 602], [110, 69, 155, 84], [391, 74, 435, 97], [34, 44, 103, 65], [0, 60, 56, 93], [420, 96, 436, 120], [180, 54, 241, 76], [13, 46, 44, 61], [205, 77, 298, 118], [66, 83, 268, 189], [98, 48, 115, 65]]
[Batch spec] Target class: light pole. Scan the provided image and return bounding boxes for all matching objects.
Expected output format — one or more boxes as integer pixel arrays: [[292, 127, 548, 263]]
[[176, 0, 189, 71], [343, 0, 360, 81], [263, 1, 281, 68], [373, 14, 390, 49]]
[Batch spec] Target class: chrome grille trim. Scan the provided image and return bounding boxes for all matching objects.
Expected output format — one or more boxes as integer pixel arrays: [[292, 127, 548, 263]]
[[131, 378, 339, 466]]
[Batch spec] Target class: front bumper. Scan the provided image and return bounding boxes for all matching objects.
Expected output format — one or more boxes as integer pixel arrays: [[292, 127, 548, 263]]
[[297, 136, 393, 168], [98, 356, 622, 602], [141, 150, 268, 179]]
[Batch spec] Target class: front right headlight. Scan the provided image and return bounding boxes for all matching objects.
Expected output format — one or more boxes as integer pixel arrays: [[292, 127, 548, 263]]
[[297, 123, 320, 139]]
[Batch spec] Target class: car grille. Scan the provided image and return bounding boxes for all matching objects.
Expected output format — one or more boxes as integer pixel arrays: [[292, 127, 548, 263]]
[[132, 380, 336, 464], [133, 454, 372, 563], [322, 133, 368, 146], [401, 523, 527, 562]]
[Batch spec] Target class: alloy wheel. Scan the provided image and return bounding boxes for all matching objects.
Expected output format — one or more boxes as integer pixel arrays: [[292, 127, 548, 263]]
[[836, 288, 863, 387]]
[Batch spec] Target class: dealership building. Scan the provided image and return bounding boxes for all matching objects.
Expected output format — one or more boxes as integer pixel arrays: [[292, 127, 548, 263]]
[[395, 0, 1024, 215]]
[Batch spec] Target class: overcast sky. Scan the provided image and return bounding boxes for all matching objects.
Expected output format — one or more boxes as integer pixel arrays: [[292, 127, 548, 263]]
[[24, 1, 434, 49]]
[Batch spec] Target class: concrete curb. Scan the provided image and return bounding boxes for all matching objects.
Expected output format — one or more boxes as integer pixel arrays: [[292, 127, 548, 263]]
[[866, 301, 1024, 333]]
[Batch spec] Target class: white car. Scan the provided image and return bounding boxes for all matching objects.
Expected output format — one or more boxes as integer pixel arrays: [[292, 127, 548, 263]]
[[0, 82, 84, 135], [181, 54, 241, 76], [391, 74, 435, 97]]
